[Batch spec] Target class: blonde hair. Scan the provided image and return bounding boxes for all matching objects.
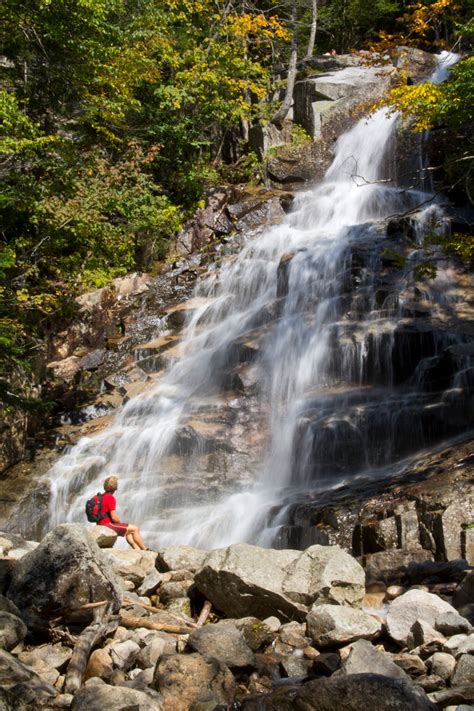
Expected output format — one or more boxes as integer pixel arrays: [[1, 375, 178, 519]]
[[104, 475, 118, 493]]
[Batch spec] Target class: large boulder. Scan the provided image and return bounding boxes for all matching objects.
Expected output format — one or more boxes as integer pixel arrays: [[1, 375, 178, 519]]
[[293, 65, 393, 140], [306, 605, 381, 647], [155, 546, 208, 573], [7, 524, 123, 630], [341, 639, 409, 680], [240, 673, 436, 710], [187, 622, 256, 669], [152, 652, 235, 711], [386, 589, 457, 646], [194, 544, 365, 621]]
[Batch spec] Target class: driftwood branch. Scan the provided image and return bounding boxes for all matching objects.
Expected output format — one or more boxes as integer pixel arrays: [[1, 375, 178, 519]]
[[196, 600, 212, 627], [123, 597, 197, 627], [119, 612, 193, 635], [64, 605, 116, 694]]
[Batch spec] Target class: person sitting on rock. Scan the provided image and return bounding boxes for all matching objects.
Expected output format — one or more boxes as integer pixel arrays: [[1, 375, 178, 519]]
[[95, 475, 149, 550]]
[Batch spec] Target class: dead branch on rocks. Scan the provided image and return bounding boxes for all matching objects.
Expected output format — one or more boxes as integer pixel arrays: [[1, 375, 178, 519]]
[[119, 611, 193, 635], [123, 597, 197, 628], [49, 626, 78, 647], [64, 604, 118, 694], [196, 600, 212, 627]]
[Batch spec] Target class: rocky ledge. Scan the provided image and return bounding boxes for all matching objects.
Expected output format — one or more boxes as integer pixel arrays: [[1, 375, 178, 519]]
[[0, 524, 473, 709]]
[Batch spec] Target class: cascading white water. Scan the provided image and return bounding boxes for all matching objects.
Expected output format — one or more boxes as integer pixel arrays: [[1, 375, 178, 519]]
[[49, 53, 465, 549]]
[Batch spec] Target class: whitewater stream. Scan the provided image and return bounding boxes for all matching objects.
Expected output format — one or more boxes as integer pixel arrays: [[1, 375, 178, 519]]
[[49, 52, 466, 549]]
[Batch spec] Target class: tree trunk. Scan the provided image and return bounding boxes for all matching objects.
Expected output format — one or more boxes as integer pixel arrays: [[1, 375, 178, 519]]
[[271, 0, 298, 129], [305, 0, 318, 59]]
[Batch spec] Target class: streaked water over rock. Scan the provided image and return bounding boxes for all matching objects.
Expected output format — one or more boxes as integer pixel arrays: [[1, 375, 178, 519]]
[[47, 53, 472, 550]]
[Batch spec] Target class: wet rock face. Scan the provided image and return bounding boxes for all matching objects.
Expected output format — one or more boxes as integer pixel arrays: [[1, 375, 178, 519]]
[[276, 438, 474, 560]]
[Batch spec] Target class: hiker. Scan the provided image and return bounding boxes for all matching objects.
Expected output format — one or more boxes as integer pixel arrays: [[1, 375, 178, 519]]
[[94, 475, 149, 550]]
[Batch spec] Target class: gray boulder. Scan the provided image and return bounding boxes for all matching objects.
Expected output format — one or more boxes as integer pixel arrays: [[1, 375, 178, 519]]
[[426, 652, 456, 681], [155, 545, 207, 573], [455, 633, 474, 657], [7, 524, 122, 630], [18, 643, 72, 671], [138, 569, 163, 597], [341, 639, 409, 680], [428, 685, 474, 708], [386, 589, 456, 646], [152, 653, 235, 711], [0, 648, 58, 705], [195, 543, 365, 621], [409, 619, 446, 649], [240, 673, 436, 710], [452, 654, 474, 686], [306, 605, 381, 646], [109, 640, 141, 671], [0, 596, 21, 618], [187, 622, 255, 668], [136, 636, 167, 669], [393, 652, 426, 677], [453, 571, 474, 610], [435, 610, 472, 636], [71, 685, 162, 710], [0, 612, 27, 652], [88, 526, 117, 549]]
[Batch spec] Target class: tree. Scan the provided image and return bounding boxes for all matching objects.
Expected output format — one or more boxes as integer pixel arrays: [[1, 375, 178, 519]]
[[305, 0, 318, 59]]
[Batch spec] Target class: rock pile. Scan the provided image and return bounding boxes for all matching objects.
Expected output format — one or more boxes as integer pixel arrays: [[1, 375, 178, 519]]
[[0, 525, 472, 710]]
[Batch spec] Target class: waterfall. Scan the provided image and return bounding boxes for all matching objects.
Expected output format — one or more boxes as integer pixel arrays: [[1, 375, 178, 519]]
[[48, 53, 467, 549]]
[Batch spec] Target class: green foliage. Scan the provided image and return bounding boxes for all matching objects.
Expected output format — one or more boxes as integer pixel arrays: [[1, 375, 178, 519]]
[[218, 151, 264, 184], [318, 0, 402, 53], [0, 0, 289, 410]]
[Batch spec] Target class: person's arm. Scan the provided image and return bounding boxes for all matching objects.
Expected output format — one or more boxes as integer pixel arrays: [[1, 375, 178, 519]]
[[109, 509, 122, 523], [106, 494, 121, 523]]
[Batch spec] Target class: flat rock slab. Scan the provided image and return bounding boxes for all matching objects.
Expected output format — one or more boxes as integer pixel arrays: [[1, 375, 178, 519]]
[[195, 543, 365, 621], [386, 589, 456, 646], [307, 605, 381, 646]]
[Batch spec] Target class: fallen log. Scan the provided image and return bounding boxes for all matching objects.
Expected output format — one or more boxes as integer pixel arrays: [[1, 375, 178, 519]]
[[64, 605, 117, 694]]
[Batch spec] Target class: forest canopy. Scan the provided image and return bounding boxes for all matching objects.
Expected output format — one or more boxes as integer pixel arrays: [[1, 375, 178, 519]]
[[0, 0, 472, 408]]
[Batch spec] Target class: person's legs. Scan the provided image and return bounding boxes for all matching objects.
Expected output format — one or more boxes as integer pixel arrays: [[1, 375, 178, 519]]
[[125, 531, 141, 550], [125, 524, 148, 550]]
